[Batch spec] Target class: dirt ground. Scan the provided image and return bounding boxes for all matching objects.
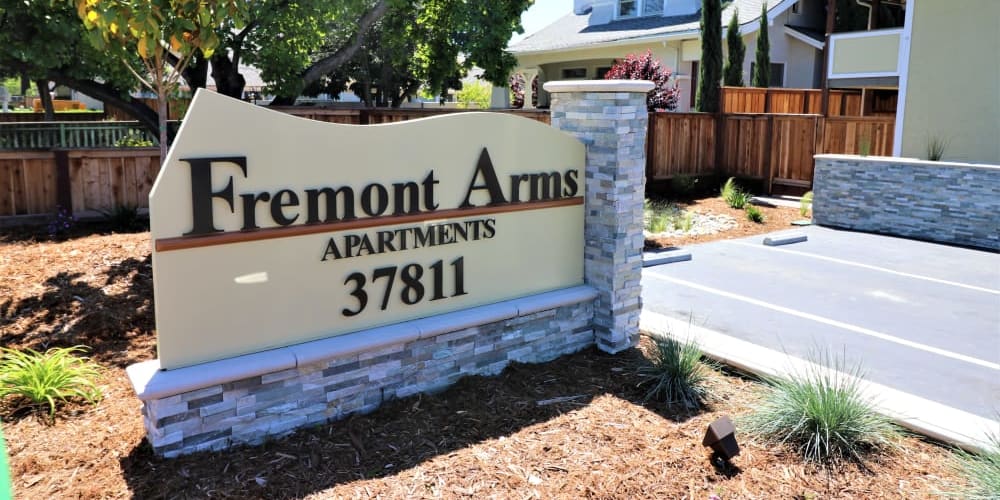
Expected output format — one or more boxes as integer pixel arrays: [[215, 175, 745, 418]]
[[0, 198, 969, 498], [645, 196, 805, 249]]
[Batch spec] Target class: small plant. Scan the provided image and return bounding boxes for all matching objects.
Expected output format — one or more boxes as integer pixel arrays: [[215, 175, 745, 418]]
[[799, 191, 814, 218], [649, 213, 669, 233], [47, 205, 76, 239], [114, 131, 154, 148], [681, 212, 693, 232], [637, 335, 713, 410], [0, 346, 103, 418], [99, 204, 146, 232], [721, 177, 749, 209], [745, 205, 764, 223], [741, 353, 901, 462], [926, 135, 949, 161], [858, 134, 871, 157], [948, 431, 1000, 499]]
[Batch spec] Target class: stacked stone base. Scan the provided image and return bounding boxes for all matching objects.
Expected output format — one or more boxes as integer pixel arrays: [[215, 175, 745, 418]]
[[128, 287, 597, 457], [813, 154, 1000, 250]]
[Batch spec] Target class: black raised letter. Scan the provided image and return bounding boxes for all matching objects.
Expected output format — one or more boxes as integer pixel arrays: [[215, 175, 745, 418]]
[[460, 148, 508, 208], [182, 156, 247, 236]]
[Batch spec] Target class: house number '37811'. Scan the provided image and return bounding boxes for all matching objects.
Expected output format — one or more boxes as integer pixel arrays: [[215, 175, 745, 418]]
[[341, 257, 468, 316]]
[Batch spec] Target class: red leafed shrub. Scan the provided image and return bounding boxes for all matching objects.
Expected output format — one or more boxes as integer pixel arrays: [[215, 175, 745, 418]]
[[509, 73, 525, 108], [604, 50, 680, 111]]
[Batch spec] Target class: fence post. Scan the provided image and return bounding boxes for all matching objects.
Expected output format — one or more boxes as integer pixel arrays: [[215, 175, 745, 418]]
[[765, 115, 775, 194], [544, 80, 652, 354], [53, 149, 73, 215]]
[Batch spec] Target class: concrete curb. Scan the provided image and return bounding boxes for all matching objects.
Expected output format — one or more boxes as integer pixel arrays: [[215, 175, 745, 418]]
[[642, 249, 692, 267], [640, 310, 999, 453]]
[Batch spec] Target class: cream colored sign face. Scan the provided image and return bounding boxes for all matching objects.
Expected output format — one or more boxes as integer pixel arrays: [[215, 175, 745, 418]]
[[150, 90, 585, 369]]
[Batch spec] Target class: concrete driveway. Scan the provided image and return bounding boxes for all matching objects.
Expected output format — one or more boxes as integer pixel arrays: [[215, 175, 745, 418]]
[[639, 225, 999, 447]]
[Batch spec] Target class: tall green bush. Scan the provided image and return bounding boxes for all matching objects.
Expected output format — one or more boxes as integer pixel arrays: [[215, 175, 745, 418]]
[[751, 2, 771, 87], [695, 0, 723, 112], [455, 80, 492, 109], [723, 10, 745, 87]]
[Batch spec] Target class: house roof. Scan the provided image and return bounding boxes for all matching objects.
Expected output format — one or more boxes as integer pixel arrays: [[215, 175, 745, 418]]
[[509, 0, 792, 54]]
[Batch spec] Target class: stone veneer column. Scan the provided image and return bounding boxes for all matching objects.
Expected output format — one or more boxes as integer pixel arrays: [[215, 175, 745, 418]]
[[543, 80, 653, 354]]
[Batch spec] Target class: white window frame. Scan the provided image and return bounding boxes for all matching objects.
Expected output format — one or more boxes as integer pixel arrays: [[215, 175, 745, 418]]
[[617, 0, 664, 19]]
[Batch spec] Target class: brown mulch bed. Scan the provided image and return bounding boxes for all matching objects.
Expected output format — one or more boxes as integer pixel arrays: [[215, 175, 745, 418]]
[[645, 196, 805, 249], [0, 202, 968, 498]]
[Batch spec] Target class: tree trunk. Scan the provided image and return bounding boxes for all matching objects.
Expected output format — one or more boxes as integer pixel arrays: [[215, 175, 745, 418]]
[[35, 80, 54, 120], [210, 53, 247, 98], [47, 73, 160, 139], [184, 52, 210, 91], [156, 68, 169, 164]]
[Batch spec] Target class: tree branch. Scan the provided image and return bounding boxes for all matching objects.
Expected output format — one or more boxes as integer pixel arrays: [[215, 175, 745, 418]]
[[299, 0, 389, 88], [46, 72, 160, 136]]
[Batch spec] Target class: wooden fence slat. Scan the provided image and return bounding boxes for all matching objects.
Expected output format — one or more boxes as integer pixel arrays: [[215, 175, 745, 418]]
[[0, 160, 15, 216]]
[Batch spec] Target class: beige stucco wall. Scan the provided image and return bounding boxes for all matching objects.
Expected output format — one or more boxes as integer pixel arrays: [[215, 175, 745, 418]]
[[519, 41, 691, 110], [900, 0, 1000, 164], [830, 31, 901, 76], [740, 9, 821, 89]]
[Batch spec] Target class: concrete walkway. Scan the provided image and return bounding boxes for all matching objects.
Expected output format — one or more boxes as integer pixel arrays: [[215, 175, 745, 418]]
[[639, 225, 1000, 452]]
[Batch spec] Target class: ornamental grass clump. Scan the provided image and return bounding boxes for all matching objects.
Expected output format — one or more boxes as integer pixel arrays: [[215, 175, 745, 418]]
[[0, 346, 102, 418], [721, 177, 749, 209], [637, 335, 713, 410], [745, 205, 765, 223], [742, 354, 901, 462], [799, 191, 814, 218], [948, 432, 1000, 499]]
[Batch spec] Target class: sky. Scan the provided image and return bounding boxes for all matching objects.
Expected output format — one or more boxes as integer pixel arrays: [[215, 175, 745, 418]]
[[510, 0, 574, 45]]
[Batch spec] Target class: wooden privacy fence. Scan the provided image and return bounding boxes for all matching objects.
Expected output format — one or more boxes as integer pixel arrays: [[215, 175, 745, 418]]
[[0, 121, 156, 150], [721, 87, 863, 116], [647, 112, 895, 191], [0, 148, 159, 221]]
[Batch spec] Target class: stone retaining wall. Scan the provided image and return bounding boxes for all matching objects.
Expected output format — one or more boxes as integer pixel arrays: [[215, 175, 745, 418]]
[[130, 287, 596, 457], [813, 155, 1000, 250]]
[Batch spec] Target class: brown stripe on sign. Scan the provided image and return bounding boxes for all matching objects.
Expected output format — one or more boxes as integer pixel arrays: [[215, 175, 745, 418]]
[[154, 197, 583, 252]]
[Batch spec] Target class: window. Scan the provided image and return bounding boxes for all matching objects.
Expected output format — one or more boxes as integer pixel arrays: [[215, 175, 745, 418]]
[[597, 67, 613, 79], [561, 68, 587, 79], [618, 0, 662, 18], [791, 1, 799, 14], [619, 0, 636, 17], [750, 62, 786, 87]]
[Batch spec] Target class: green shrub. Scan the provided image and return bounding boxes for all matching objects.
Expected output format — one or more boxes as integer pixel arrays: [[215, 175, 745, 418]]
[[721, 177, 749, 209], [114, 131, 154, 148], [800, 191, 813, 218], [637, 335, 713, 410], [949, 432, 1000, 499], [745, 205, 764, 223], [455, 80, 492, 109], [99, 204, 146, 232], [649, 213, 669, 233], [0, 346, 102, 418], [741, 355, 901, 462]]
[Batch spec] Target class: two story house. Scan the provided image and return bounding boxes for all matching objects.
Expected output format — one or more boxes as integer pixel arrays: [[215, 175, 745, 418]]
[[507, 0, 827, 111]]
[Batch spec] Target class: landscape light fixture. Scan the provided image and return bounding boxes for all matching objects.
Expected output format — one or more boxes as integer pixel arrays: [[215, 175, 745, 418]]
[[702, 415, 740, 461]]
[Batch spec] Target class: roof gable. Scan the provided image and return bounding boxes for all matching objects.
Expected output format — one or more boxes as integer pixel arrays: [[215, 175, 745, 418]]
[[509, 0, 797, 54]]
